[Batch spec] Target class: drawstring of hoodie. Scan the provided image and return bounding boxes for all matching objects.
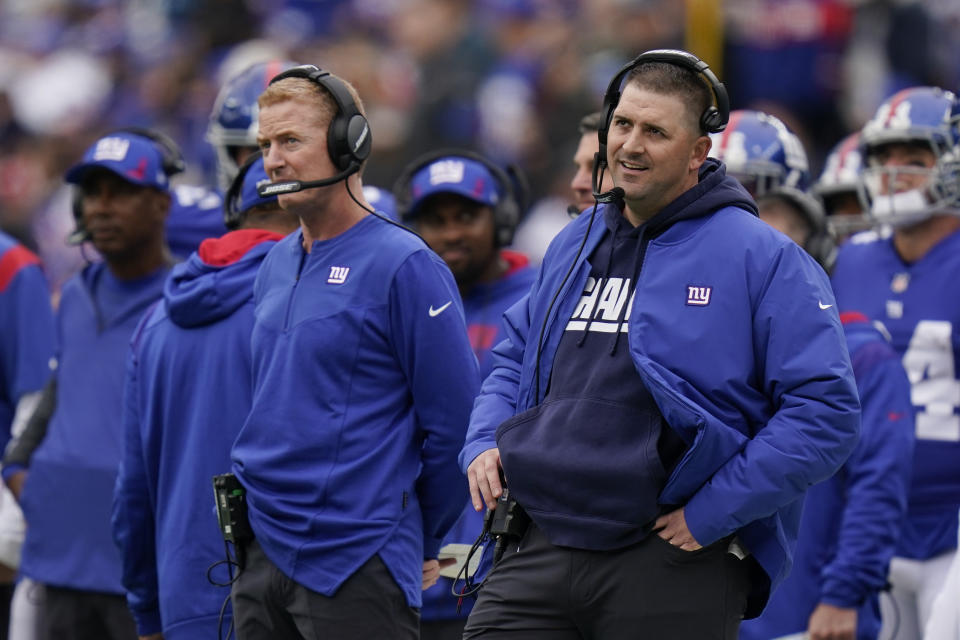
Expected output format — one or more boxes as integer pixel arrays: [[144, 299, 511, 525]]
[[577, 222, 620, 348], [608, 228, 645, 356]]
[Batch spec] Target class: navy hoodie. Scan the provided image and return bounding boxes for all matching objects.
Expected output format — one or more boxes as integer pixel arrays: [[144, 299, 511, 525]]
[[492, 162, 759, 551], [112, 229, 285, 638]]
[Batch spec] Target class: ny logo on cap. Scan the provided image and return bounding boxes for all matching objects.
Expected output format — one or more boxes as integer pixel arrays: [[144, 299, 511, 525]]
[[93, 137, 131, 162], [429, 160, 465, 186]]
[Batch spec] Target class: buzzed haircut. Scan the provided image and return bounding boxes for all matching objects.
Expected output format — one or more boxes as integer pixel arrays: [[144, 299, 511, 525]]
[[624, 62, 713, 135]]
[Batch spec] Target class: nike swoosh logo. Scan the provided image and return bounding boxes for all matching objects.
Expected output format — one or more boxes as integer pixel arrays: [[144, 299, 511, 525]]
[[819, 301, 833, 310], [429, 301, 453, 317]]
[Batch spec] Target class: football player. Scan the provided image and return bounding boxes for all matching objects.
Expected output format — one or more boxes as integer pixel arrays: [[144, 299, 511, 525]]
[[713, 110, 915, 640], [831, 86, 960, 640]]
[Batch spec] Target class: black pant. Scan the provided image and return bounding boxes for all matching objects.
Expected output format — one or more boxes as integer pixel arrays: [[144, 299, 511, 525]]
[[42, 586, 136, 640], [464, 523, 751, 639], [231, 538, 419, 640], [421, 617, 468, 640]]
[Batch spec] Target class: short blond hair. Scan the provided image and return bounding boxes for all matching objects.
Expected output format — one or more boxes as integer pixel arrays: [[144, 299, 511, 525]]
[[257, 73, 366, 130]]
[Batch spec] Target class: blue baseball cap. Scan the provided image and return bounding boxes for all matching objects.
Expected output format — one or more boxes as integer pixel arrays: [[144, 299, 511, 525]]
[[65, 132, 170, 190], [408, 156, 501, 215], [238, 156, 276, 214]]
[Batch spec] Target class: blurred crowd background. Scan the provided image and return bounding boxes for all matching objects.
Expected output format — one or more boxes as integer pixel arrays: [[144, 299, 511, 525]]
[[1, 0, 959, 291]]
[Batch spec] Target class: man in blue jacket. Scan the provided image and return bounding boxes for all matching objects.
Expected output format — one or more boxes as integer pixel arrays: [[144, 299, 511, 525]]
[[394, 150, 537, 639], [461, 49, 860, 639], [3, 130, 175, 640], [111, 154, 298, 640], [228, 65, 480, 639]]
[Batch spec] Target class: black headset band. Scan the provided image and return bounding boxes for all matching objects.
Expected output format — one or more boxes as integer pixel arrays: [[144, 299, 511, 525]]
[[393, 148, 526, 246], [393, 149, 511, 212], [224, 149, 264, 230], [267, 65, 371, 172], [113, 126, 186, 176], [71, 126, 184, 238], [599, 49, 729, 144], [269, 66, 362, 129]]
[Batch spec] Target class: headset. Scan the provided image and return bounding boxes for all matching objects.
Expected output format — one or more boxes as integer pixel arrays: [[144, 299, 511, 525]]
[[69, 127, 185, 245], [256, 64, 372, 197], [534, 50, 729, 403], [223, 150, 267, 230], [593, 49, 730, 200], [392, 148, 528, 247], [759, 188, 838, 272]]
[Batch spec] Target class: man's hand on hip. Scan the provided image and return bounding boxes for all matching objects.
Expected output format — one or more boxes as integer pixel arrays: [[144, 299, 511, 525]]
[[466, 448, 503, 511], [653, 508, 702, 551]]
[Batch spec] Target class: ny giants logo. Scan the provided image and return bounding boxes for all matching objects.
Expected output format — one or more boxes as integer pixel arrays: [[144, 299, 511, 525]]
[[327, 266, 350, 284], [685, 285, 712, 306]]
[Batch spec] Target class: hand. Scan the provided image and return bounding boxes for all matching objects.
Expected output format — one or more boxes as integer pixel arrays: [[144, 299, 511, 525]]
[[807, 602, 857, 640], [139, 634, 164, 640], [653, 508, 702, 551], [5, 470, 26, 502], [422, 558, 456, 591], [466, 448, 503, 511]]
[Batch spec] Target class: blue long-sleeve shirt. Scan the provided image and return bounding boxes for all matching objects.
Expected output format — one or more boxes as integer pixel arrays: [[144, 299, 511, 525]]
[[231, 215, 480, 608], [18, 261, 169, 593]]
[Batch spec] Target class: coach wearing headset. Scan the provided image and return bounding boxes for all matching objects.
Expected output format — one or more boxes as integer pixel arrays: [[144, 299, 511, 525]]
[[227, 66, 480, 639], [460, 49, 861, 639]]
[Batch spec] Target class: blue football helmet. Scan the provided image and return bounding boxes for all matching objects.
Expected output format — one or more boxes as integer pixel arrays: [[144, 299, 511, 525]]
[[709, 109, 810, 197], [710, 109, 834, 268], [859, 86, 960, 227], [812, 132, 872, 237], [206, 60, 298, 192]]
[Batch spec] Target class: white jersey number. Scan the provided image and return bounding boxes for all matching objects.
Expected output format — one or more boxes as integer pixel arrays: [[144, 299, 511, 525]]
[[902, 320, 960, 441]]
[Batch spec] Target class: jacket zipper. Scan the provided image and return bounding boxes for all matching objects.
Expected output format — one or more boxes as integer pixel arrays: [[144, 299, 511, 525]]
[[284, 251, 307, 331]]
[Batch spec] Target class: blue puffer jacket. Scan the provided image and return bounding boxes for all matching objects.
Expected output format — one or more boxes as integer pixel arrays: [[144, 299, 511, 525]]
[[460, 159, 861, 616]]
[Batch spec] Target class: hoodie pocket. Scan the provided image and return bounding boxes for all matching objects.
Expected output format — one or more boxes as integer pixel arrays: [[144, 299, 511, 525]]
[[495, 397, 666, 530]]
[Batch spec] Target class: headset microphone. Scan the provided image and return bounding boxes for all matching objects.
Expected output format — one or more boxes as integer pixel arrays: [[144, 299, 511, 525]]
[[594, 187, 625, 204], [567, 204, 581, 219], [257, 165, 358, 197], [590, 152, 625, 205]]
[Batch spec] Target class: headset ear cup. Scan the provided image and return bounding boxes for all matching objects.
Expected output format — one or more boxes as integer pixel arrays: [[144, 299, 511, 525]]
[[67, 189, 90, 245], [495, 198, 519, 246], [806, 231, 837, 272], [701, 107, 721, 135], [223, 150, 263, 230], [326, 115, 349, 172], [346, 114, 371, 164]]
